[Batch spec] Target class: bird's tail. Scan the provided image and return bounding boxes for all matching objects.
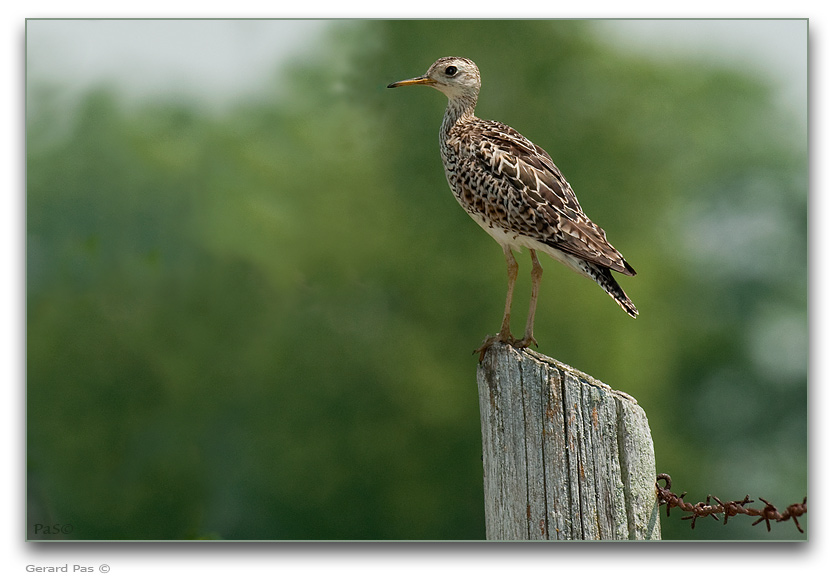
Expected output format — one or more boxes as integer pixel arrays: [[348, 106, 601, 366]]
[[590, 264, 638, 318]]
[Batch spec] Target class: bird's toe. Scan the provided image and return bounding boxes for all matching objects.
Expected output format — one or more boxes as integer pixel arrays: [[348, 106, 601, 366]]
[[474, 332, 516, 362]]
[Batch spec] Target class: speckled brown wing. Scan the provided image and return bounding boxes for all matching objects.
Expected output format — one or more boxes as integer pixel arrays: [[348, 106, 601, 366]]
[[467, 119, 636, 277]]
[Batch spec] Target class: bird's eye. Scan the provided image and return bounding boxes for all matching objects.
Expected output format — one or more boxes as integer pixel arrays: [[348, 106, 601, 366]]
[[445, 65, 458, 76]]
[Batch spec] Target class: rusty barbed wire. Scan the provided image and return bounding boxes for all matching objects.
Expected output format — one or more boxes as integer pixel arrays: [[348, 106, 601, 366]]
[[655, 473, 807, 533]]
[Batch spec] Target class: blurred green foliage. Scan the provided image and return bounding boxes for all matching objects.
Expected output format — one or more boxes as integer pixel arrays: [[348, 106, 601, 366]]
[[26, 20, 806, 540]]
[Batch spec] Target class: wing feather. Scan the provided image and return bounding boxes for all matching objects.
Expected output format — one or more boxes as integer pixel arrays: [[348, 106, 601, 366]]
[[464, 119, 635, 276]]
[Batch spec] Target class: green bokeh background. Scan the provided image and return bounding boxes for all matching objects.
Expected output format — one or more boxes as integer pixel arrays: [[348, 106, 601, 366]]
[[26, 20, 807, 540]]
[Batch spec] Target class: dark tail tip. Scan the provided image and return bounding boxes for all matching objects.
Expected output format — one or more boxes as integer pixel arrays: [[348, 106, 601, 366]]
[[595, 265, 638, 317], [622, 300, 639, 318]]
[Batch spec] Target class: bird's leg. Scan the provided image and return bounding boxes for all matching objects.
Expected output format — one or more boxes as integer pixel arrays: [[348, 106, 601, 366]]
[[498, 245, 518, 342], [475, 245, 518, 361], [514, 249, 541, 349]]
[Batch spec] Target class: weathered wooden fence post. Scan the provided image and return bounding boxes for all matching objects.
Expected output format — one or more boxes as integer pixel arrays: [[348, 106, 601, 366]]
[[477, 343, 661, 540]]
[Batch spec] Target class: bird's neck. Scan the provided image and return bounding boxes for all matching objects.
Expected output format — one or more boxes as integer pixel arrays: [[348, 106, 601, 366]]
[[441, 95, 478, 135]]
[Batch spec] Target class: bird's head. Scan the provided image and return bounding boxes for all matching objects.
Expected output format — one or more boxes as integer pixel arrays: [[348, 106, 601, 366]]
[[388, 57, 481, 101]]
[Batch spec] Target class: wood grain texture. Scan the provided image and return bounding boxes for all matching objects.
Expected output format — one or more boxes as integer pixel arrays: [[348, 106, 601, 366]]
[[477, 343, 661, 540]]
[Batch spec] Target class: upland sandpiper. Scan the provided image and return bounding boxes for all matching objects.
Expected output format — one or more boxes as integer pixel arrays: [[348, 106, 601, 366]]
[[388, 57, 637, 360]]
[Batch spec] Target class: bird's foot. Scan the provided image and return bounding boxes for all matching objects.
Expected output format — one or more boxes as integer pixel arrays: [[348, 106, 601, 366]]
[[511, 334, 538, 350], [474, 331, 515, 362]]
